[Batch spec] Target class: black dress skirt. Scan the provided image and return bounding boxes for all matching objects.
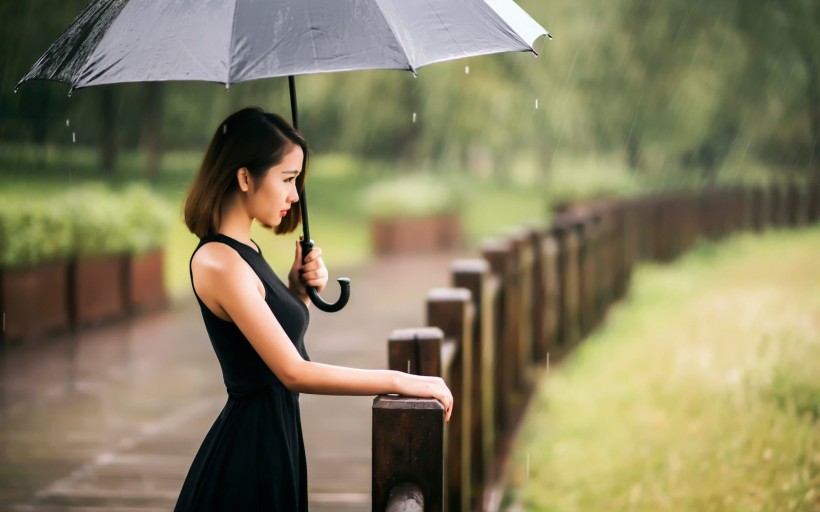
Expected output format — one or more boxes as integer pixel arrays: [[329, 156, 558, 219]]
[[175, 234, 310, 511]]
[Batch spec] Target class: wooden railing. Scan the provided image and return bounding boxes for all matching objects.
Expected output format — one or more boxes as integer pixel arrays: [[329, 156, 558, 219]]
[[371, 180, 820, 512]]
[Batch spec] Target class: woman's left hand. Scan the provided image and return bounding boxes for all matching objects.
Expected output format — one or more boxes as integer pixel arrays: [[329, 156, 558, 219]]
[[289, 241, 328, 300]]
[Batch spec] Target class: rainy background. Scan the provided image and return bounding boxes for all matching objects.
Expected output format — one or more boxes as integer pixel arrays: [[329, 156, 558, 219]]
[[0, 1, 818, 511]]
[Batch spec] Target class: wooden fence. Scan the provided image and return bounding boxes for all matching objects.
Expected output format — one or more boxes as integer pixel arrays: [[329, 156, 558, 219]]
[[371, 180, 820, 512]]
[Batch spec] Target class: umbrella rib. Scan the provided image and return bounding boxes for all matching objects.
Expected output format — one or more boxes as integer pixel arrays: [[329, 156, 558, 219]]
[[371, 0, 417, 73], [226, 0, 240, 86]]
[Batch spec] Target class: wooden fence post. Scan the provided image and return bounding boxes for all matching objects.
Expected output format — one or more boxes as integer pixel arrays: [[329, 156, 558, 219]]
[[372, 396, 444, 512], [549, 214, 581, 347], [502, 227, 535, 391], [426, 288, 474, 512], [573, 210, 596, 338], [480, 238, 516, 433], [451, 259, 496, 509], [541, 235, 559, 359], [389, 327, 447, 377]]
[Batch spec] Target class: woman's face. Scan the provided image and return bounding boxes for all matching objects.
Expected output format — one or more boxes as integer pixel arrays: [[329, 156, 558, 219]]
[[247, 145, 303, 228]]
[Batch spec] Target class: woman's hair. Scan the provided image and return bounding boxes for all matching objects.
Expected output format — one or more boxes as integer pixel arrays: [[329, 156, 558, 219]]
[[184, 107, 308, 239]]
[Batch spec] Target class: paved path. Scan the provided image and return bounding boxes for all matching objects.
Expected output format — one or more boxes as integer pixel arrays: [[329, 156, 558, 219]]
[[0, 251, 469, 511]]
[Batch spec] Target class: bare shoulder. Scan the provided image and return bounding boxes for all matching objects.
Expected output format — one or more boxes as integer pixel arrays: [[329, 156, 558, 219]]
[[191, 241, 245, 281], [192, 242, 263, 312]]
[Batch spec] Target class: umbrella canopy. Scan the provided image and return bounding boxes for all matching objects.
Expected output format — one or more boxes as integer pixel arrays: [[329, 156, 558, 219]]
[[17, 0, 550, 312], [17, 0, 549, 91]]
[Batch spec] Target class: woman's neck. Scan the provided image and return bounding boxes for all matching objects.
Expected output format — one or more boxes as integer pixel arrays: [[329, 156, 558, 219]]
[[218, 197, 254, 245]]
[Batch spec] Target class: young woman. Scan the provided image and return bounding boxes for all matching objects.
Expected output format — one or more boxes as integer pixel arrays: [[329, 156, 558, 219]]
[[175, 107, 452, 511]]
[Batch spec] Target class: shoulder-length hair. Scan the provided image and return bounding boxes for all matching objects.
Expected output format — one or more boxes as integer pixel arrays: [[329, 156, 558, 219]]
[[184, 107, 308, 239]]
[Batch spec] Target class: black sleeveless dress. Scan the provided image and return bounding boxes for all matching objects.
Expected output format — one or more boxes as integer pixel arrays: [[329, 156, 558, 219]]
[[175, 233, 310, 511]]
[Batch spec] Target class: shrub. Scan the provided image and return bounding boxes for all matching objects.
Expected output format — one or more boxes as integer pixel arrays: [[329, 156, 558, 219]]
[[0, 196, 74, 267], [120, 184, 174, 255], [0, 184, 171, 266], [361, 173, 461, 219]]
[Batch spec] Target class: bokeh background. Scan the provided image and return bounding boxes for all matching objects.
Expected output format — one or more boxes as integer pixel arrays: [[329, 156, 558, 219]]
[[1, 1, 817, 297]]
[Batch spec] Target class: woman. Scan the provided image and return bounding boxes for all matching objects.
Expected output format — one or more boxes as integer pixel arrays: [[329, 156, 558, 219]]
[[175, 107, 452, 511]]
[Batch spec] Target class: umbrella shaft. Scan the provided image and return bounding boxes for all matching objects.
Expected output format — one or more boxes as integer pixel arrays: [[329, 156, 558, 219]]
[[288, 75, 311, 244]]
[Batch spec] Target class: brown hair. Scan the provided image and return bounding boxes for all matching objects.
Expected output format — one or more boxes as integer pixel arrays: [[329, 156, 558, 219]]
[[184, 107, 308, 238]]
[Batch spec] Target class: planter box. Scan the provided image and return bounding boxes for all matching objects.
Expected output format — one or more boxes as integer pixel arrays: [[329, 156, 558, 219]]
[[0, 261, 71, 343], [124, 249, 167, 314], [372, 214, 463, 255], [70, 254, 127, 327]]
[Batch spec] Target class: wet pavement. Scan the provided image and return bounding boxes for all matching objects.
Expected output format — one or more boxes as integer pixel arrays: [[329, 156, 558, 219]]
[[0, 251, 466, 512]]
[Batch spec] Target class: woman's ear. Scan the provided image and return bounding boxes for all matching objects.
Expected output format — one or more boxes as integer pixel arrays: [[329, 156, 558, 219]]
[[236, 167, 251, 192]]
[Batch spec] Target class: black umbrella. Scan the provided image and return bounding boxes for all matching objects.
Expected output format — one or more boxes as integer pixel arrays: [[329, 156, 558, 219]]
[[17, 0, 550, 312]]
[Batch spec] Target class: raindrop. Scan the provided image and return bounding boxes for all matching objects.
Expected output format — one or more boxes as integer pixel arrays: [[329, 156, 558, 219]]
[[412, 112, 417, 123], [526, 452, 530, 480], [72, 132, 76, 143], [66, 119, 70, 127], [535, 98, 539, 110], [222, 124, 227, 134], [225, 83, 230, 91], [13, 87, 18, 94], [465, 66, 470, 75], [67, 87, 73, 98]]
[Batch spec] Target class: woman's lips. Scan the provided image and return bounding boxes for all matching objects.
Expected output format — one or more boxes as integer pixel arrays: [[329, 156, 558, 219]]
[[280, 210, 289, 217]]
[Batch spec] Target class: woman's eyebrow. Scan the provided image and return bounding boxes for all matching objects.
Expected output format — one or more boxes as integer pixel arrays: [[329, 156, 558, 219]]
[[281, 169, 300, 176]]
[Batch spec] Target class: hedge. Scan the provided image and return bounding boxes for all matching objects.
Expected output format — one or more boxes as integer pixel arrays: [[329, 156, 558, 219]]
[[0, 184, 172, 267]]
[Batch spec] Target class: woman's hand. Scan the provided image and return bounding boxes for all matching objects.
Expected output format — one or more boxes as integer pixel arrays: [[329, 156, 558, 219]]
[[397, 373, 454, 423], [289, 241, 328, 302]]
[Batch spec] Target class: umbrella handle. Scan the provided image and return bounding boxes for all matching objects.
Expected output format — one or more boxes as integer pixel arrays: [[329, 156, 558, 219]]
[[300, 238, 350, 313]]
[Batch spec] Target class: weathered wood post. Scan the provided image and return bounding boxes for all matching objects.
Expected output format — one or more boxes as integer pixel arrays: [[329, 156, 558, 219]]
[[502, 227, 535, 391], [542, 234, 560, 358], [573, 209, 597, 337], [451, 260, 496, 511], [550, 213, 581, 347], [426, 288, 474, 512], [372, 395, 444, 512], [610, 201, 628, 299], [524, 227, 548, 363], [386, 327, 451, 511], [621, 198, 640, 293], [597, 205, 616, 312], [480, 238, 516, 433]]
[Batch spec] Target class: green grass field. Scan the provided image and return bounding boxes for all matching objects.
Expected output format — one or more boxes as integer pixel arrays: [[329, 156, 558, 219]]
[[505, 227, 820, 511]]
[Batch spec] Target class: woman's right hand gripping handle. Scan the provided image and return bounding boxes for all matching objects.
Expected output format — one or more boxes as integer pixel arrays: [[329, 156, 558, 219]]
[[396, 373, 453, 423]]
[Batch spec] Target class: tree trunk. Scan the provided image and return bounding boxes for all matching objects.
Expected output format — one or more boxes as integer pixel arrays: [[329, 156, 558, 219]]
[[140, 82, 164, 179], [100, 87, 117, 174]]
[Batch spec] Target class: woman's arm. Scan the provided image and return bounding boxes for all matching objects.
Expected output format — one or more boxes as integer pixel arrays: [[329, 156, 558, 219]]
[[193, 244, 453, 421]]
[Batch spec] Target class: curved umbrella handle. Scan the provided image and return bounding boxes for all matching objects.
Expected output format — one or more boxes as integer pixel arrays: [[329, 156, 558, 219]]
[[300, 238, 350, 313], [306, 278, 351, 313]]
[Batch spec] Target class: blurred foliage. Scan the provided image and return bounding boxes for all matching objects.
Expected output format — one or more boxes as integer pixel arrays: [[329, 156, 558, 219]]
[[361, 174, 461, 219], [0, 0, 818, 181], [0, 183, 171, 266], [0, 195, 74, 266]]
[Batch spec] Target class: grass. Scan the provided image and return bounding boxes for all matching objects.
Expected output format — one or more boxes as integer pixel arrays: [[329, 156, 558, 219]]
[[505, 227, 820, 511]]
